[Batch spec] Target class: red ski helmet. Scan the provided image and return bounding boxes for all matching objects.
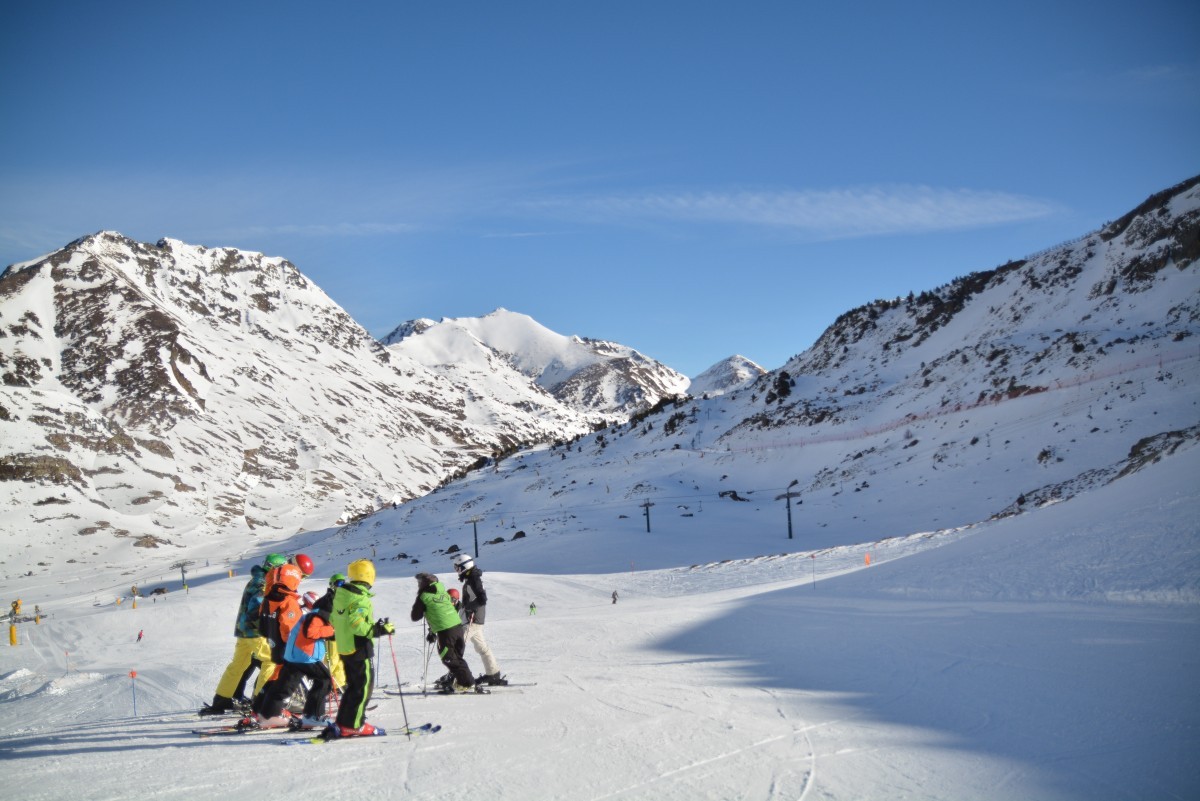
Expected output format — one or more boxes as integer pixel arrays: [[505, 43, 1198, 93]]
[[291, 553, 315, 577], [448, 588, 461, 602], [302, 591, 320, 609]]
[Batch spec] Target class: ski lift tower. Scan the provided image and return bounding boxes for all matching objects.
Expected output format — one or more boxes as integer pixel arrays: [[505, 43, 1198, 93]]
[[170, 560, 195, 590], [775, 480, 801, 540]]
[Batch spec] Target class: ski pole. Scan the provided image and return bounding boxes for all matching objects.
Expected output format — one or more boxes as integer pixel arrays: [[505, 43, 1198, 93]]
[[427, 618, 436, 690], [387, 634, 411, 737], [373, 635, 379, 691], [422, 639, 435, 696]]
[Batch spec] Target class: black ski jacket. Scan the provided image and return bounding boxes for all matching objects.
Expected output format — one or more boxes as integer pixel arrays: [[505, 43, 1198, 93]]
[[459, 567, 488, 625]]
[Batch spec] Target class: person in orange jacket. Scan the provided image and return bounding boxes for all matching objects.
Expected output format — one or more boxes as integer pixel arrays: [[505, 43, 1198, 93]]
[[245, 562, 304, 726], [247, 591, 335, 729]]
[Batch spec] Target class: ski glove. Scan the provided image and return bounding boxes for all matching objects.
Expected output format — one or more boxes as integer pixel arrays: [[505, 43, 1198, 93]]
[[373, 618, 395, 636], [426, 631, 437, 643]]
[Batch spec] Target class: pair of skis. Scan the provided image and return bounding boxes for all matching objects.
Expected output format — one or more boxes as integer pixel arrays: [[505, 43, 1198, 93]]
[[383, 680, 536, 696], [192, 722, 310, 738], [193, 721, 441, 743], [282, 722, 442, 745]]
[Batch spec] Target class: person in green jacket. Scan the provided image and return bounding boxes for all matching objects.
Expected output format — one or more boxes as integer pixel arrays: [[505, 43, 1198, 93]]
[[328, 559, 393, 737], [410, 572, 477, 693]]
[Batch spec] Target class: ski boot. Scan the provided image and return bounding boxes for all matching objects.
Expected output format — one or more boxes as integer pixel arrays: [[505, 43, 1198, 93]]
[[476, 672, 508, 686]]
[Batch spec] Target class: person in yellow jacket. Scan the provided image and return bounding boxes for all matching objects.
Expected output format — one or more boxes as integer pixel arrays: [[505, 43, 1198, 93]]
[[328, 559, 393, 738]]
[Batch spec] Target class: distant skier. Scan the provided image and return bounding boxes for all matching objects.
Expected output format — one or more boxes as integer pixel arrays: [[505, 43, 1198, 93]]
[[612, 590, 618, 605], [454, 554, 506, 686], [137, 629, 143, 643], [529, 602, 537, 615]]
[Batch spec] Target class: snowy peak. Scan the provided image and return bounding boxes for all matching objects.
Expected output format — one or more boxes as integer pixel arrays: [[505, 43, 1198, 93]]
[[379, 317, 436, 346], [689, 355, 766, 397], [0, 236, 604, 568], [384, 307, 689, 418]]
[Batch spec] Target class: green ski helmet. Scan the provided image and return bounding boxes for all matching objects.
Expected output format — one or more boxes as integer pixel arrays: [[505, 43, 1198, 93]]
[[329, 572, 348, 588], [263, 553, 287, 569]]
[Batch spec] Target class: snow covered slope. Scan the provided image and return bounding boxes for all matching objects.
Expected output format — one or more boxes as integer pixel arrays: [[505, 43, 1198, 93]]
[[0, 443, 1194, 801]]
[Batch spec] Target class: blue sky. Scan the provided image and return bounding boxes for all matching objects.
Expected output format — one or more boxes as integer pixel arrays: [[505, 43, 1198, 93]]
[[2, 1, 1197, 376]]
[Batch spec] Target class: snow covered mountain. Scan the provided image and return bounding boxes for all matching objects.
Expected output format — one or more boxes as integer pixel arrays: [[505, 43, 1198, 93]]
[[1, 176, 1197, 592], [688, 354, 765, 397], [381, 308, 689, 419], [0, 235, 614, 566], [332, 175, 1199, 578]]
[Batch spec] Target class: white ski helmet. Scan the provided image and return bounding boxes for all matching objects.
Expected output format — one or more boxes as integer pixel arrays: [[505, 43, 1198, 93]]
[[452, 553, 475, 573]]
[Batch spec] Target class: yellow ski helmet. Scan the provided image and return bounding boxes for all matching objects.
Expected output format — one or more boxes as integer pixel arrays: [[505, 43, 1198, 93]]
[[347, 559, 376, 586]]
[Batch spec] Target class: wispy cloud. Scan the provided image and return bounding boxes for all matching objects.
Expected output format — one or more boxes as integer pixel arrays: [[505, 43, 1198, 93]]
[[523, 185, 1060, 239], [480, 230, 560, 239], [1123, 64, 1184, 82], [213, 221, 419, 240]]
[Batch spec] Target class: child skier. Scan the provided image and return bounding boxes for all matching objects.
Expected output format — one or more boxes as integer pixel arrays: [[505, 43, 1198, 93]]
[[315, 573, 348, 689], [328, 559, 393, 738], [240, 562, 304, 729], [200, 554, 281, 716], [431, 587, 466, 692], [250, 591, 335, 729], [247, 561, 305, 719]]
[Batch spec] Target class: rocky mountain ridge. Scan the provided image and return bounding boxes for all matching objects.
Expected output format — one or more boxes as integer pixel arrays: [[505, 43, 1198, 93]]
[[345, 176, 1198, 570], [0, 235, 683, 564]]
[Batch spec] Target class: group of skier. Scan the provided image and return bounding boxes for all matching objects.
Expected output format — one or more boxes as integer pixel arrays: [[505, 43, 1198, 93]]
[[201, 549, 504, 739]]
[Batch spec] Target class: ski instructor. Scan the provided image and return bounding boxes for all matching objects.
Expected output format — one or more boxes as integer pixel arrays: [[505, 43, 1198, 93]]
[[410, 572, 476, 692], [453, 553, 506, 686]]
